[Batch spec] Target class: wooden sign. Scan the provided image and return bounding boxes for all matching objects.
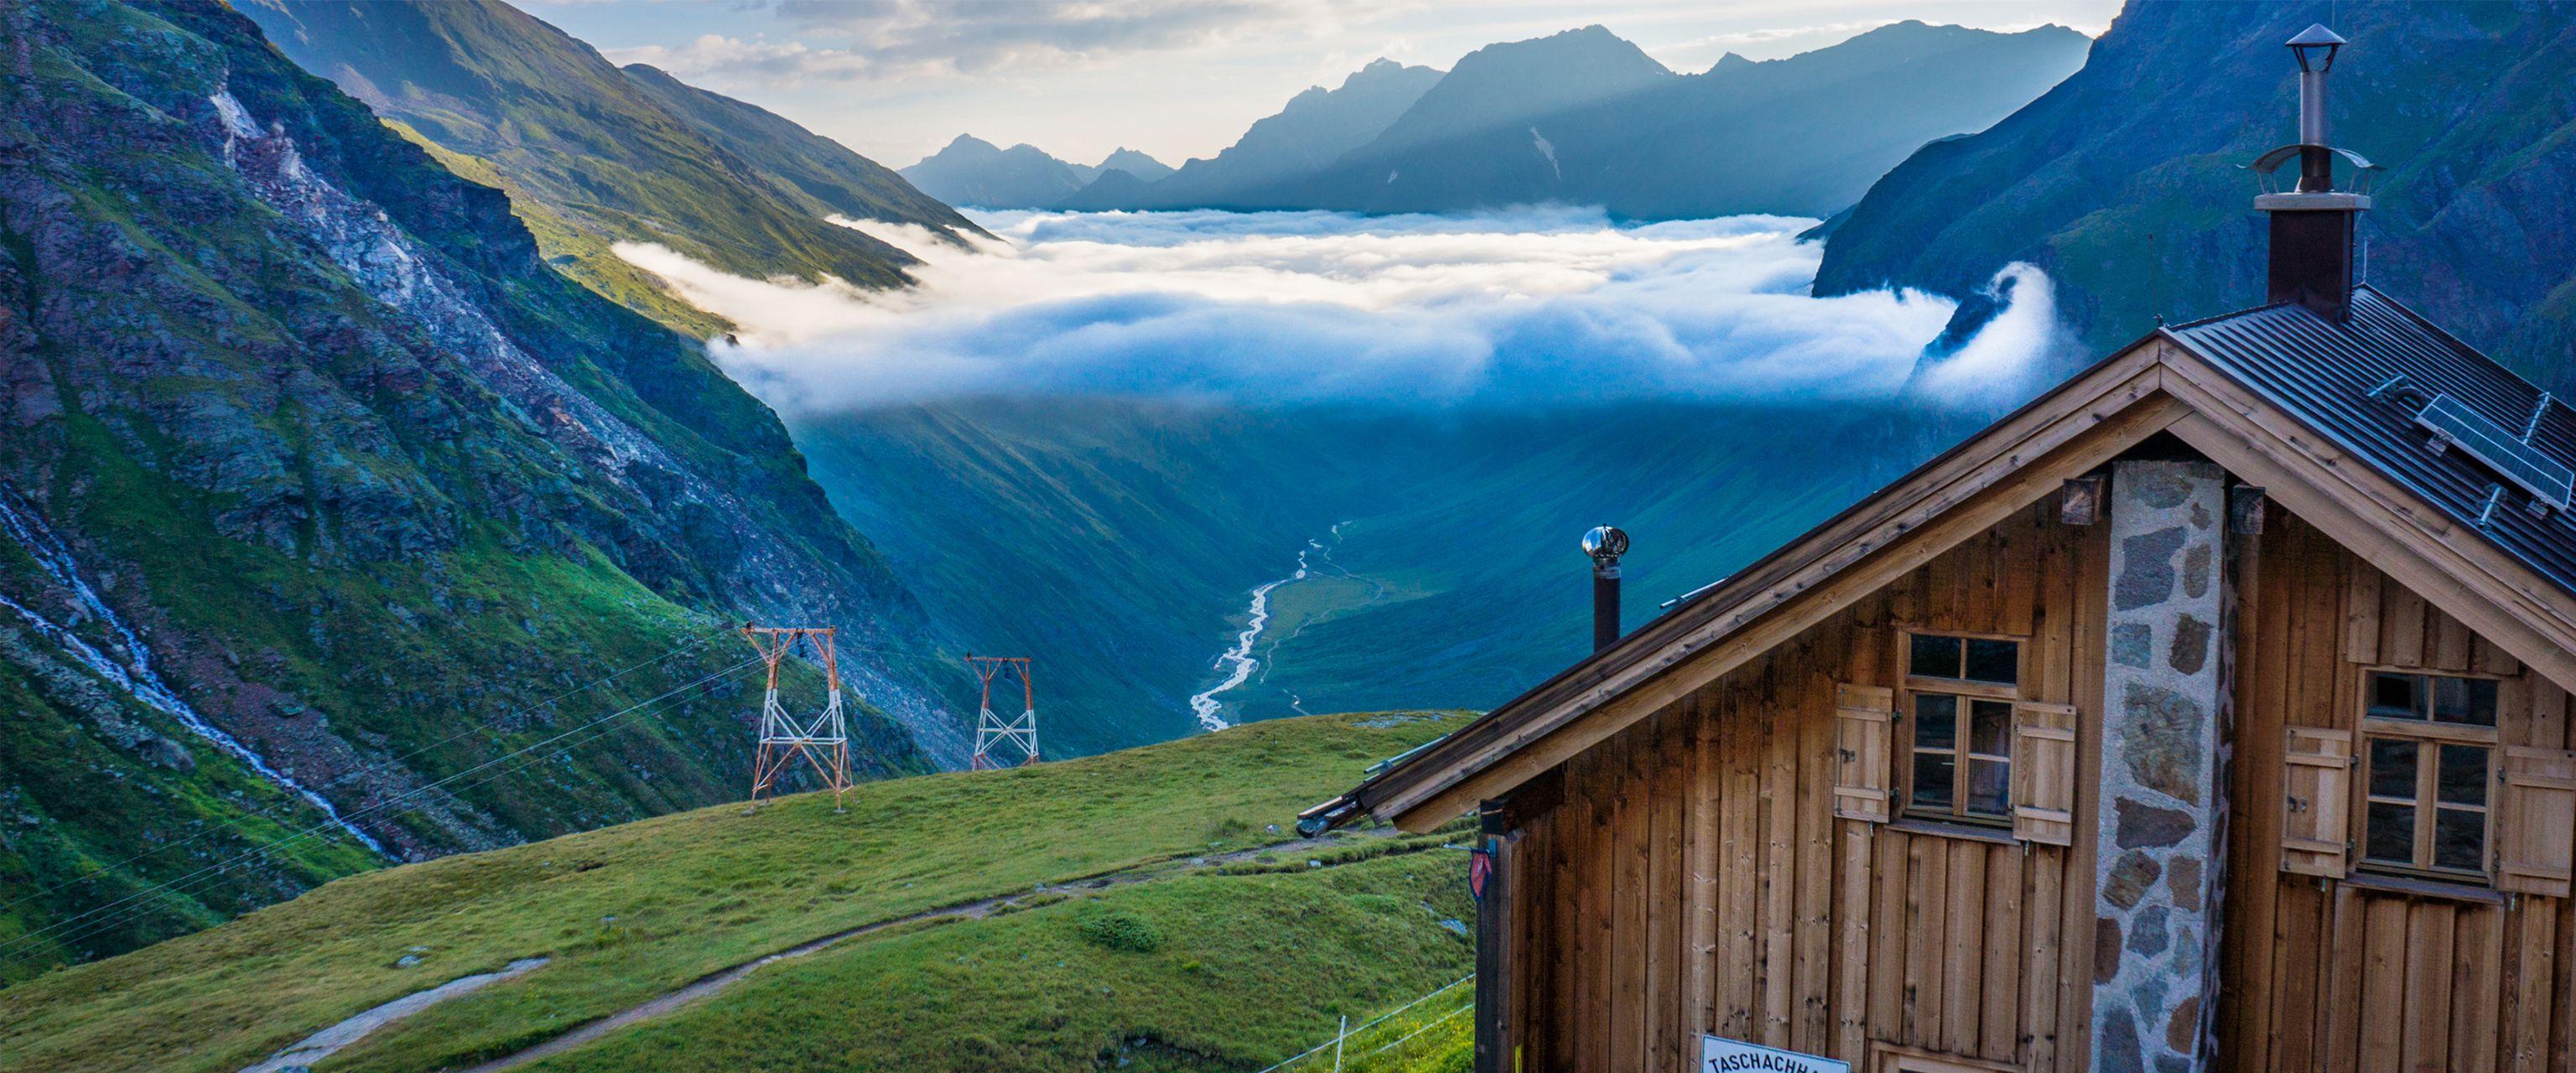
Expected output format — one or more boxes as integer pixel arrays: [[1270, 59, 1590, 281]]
[[1701, 1035, 1851, 1073]]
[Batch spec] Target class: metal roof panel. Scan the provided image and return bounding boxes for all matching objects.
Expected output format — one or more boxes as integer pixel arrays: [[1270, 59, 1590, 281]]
[[2168, 287, 2576, 597]]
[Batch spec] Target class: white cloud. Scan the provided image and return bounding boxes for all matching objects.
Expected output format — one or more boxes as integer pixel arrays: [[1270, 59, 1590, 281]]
[[613, 0, 1368, 84], [610, 34, 878, 81], [614, 206, 2066, 414]]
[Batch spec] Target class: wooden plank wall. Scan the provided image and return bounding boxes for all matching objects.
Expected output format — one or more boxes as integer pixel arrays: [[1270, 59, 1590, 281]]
[[1504, 501, 2103, 1071], [2220, 512, 2576, 1073]]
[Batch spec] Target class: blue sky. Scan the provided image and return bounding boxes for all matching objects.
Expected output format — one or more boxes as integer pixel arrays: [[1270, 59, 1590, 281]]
[[518, 0, 2119, 170]]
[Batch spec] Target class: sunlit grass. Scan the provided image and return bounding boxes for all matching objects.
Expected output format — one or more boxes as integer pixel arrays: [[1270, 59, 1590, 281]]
[[0, 711, 1467, 1073]]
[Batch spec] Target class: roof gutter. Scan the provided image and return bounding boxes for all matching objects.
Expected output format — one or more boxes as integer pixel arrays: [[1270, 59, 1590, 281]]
[[1296, 738, 1441, 835]]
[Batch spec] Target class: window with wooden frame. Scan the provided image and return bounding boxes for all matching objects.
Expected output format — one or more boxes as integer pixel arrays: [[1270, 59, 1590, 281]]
[[2357, 669, 2499, 882], [1900, 632, 2021, 827]]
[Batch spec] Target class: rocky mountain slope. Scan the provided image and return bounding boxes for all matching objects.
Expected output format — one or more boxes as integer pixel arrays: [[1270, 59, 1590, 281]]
[[1815, 1, 2576, 387], [1257, 21, 2089, 218], [234, 0, 977, 332], [0, 0, 957, 974], [0, 713, 1471, 1073]]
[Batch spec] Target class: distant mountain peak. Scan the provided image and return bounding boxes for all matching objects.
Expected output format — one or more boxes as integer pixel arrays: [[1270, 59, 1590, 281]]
[[1098, 147, 1174, 182]]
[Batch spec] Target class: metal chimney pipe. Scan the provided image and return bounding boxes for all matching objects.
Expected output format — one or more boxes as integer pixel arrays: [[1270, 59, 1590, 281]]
[[2297, 68, 2331, 191], [1581, 526, 1628, 652], [2287, 25, 2346, 193]]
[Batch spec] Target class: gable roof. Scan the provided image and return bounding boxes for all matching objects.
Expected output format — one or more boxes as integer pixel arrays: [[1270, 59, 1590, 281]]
[[1310, 290, 2576, 835]]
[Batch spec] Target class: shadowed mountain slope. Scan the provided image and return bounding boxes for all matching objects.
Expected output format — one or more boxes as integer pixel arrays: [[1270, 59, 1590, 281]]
[[1816, 1, 2576, 387]]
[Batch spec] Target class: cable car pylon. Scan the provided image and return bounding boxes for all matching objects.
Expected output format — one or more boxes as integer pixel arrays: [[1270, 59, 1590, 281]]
[[967, 655, 1038, 770], [743, 625, 851, 813]]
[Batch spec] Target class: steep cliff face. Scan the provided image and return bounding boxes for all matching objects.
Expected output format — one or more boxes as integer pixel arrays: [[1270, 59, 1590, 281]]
[[1815, 2, 2576, 386], [0, 0, 949, 973]]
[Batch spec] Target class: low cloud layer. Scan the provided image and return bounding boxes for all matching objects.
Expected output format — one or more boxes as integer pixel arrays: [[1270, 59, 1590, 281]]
[[615, 207, 2064, 415]]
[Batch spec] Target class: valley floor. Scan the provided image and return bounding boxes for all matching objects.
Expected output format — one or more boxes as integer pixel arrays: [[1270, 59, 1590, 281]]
[[0, 712, 1473, 1073]]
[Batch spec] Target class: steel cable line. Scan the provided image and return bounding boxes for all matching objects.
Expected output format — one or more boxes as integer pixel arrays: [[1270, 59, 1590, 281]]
[[0, 625, 734, 918], [3, 656, 761, 962], [0, 655, 763, 962], [18, 676, 749, 962]]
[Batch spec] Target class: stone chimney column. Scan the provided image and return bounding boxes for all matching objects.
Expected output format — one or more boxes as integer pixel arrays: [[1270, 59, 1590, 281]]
[[2090, 460, 2231, 1073]]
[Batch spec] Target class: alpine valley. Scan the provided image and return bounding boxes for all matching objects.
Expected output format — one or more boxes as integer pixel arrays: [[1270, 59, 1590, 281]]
[[8, 3, 2576, 1070]]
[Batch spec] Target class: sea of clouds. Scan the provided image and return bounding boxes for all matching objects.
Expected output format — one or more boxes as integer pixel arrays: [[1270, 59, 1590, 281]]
[[614, 206, 2070, 416]]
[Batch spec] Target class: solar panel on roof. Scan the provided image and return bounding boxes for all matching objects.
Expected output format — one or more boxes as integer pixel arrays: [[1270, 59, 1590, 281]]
[[2416, 394, 2576, 512]]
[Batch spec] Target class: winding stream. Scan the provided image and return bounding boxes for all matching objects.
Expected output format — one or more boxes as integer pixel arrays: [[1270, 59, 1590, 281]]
[[1187, 526, 1344, 730]]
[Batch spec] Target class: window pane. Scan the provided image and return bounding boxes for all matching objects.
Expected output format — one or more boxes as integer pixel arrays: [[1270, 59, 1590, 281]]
[[1912, 753, 1955, 810], [1910, 635, 1961, 680], [1964, 639, 2019, 685], [2433, 806, 2485, 873], [2365, 801, 2416, 864], [2369, 673, 2424, 720], [1967, 759, 2010, 817], [2433, 676, 2500, 727], [2438, 744, 2489, 806], [1969, 699, 2011, 757], [1914, 694, 1957, 749], [2367, 739, 2418, 800]]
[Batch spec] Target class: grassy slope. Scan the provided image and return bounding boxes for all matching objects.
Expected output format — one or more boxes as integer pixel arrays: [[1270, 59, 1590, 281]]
[[526, 851, 1472, 1073], [617, 64, 988, 245], [380, 119, 733, 339], [0, 712, 1471, 1073]]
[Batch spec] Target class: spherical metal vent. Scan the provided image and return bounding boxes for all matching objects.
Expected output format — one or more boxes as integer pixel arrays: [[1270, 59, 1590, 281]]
[[1581, 525, 1628, 561]]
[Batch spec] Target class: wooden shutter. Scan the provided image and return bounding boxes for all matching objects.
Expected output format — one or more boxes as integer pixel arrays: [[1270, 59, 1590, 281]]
[[2496, 745, 2576, 897], [2281, 727, 2355, 877], [2012, 701, 2077, 845], [1833, 683, 1893, 822]]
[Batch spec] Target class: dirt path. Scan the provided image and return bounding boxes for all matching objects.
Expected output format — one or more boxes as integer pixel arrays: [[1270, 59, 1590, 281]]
[[236, 957, 548, 1073], [236, 832, 1417, 1073]]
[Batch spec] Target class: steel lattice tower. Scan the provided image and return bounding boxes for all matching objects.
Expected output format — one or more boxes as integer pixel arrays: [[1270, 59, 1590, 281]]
[[967, 655, 1038, 770], [744, 625, 852, 812]]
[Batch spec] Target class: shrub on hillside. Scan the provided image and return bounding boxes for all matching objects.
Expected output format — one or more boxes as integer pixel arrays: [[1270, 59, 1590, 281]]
[[1075, 908, 1163, 953]]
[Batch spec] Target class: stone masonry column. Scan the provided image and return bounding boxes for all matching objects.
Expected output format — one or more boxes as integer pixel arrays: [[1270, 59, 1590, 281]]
[[2091, 459, 2230, 1073]]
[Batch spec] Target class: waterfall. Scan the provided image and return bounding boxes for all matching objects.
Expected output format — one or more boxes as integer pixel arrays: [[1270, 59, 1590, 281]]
[[0, 490, 385, 856]]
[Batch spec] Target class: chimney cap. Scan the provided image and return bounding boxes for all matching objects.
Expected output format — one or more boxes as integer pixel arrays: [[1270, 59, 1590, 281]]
[[2287, 23, 2345, 70], [1581, 525, 1628, 562], [2287, 23, 2347, 47]]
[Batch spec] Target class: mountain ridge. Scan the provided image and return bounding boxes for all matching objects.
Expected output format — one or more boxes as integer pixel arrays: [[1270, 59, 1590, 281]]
[[1057, 57, 1445, 212], [1248, 19, 2089, 218], [234, 0, 974, 331]]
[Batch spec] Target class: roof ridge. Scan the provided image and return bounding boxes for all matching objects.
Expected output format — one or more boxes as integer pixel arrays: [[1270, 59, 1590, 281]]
[[2165, 297, 2298, 331]]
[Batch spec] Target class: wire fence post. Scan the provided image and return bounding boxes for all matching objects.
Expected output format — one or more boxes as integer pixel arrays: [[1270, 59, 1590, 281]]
[[1332, 1014, 1346, 1073]]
